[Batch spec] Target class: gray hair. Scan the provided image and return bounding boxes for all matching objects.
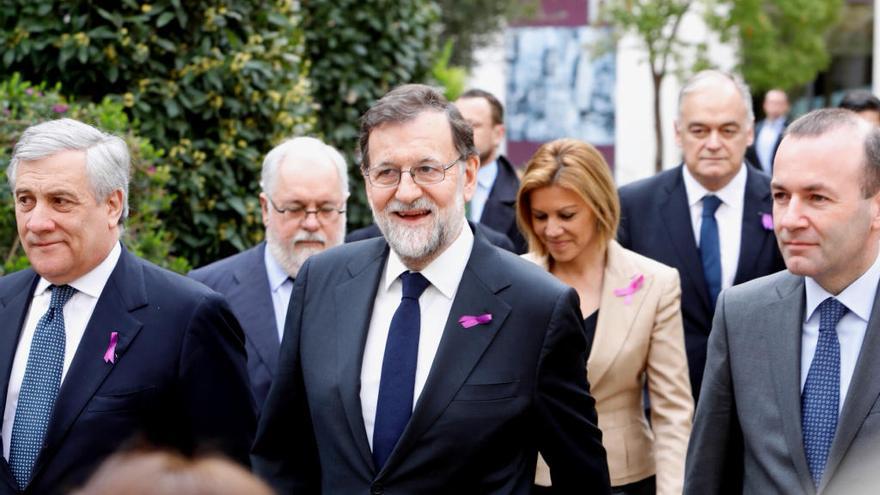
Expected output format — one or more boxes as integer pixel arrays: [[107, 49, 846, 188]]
[[358, 84, 478, 171], [678, 70, 755, 125], [9, 118, 130, 223], [259, 136, 349, 200], [785, 108, 880, 197]]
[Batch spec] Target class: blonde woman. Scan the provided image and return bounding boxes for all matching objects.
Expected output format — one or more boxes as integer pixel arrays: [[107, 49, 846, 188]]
[[519, 139, 693, 495]]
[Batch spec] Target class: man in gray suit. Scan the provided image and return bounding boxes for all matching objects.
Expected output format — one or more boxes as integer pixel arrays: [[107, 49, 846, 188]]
[[685, 108, 880, 494], [189, 137, 349, 413]]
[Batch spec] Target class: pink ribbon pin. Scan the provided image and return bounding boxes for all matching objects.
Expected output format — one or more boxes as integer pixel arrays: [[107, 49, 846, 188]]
[[613, 274, 645, 305], [761, 212, 773, 231], [458, 313, 492, 329], [104, 332, 119, 364]]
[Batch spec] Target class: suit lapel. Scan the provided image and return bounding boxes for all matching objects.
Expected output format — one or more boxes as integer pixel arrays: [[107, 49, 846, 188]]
[[822, 282, 880, 491], [0, 271, 39, 490], [334, 241, 388, 471], [380, 235, 511, 475], [735, 167, 775, 284], [590, 242, 651, 386], [480, 156, 517, 231], [36, 249, 146, 477], [764, 274, 815, 494], [229, 243, 280, 374], [659, 168, 711, 312]]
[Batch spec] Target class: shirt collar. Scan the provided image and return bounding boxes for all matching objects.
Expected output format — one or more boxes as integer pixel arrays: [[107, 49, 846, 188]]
[[383, 220, 474, 299], [682, 162, 748, 210], [476, 159, 498, 190], [805, 247, 880, 323], [264, 243, 292, 292], [35, 241, 122, 299]]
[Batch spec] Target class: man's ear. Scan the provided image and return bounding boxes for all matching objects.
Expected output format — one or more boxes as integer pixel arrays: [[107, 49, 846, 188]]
[[259, 192, 270, 228], [462, 155, 479, 202], [106, 189, 124, 227]]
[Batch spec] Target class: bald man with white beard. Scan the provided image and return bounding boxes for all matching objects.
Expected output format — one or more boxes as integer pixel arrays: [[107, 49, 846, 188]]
[[189, 137, 349, 413]]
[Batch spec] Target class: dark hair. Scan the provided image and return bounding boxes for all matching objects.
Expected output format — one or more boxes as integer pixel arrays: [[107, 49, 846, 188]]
[[358, 84, 477, 171], [785, 108, 880, 197], [459, 88, 504, 125], [838, 90, 880, 113]]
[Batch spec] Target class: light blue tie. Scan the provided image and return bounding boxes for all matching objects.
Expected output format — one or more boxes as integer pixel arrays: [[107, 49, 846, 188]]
[[802, 297, 847, 488], [9, 284, 77, 489], [700, 195, 723, 308]]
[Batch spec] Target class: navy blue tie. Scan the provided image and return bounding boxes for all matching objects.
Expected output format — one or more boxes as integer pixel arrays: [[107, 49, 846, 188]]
[[372, 271, 430, 470], [700, 195, 723, 308], [802, 297, 847, 487], [9, 284, 77, 489]]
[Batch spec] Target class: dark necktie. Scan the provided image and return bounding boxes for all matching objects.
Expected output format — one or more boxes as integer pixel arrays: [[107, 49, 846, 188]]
[[372, 271, 430, 470], [802, 297, 847, 487], [700, 195, 723, 308], [9, 284, 77, 489]]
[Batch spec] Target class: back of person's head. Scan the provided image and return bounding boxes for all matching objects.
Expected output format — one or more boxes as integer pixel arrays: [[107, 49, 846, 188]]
[[71, 450, 275, 495], [838, 90, 880, 113], [516, 138, 619, 256]]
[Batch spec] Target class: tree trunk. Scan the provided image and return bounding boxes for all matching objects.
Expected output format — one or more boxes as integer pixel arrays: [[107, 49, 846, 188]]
[[652, 70, 664, 174]]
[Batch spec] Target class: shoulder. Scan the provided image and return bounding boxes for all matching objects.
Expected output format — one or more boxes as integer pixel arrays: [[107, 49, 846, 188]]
[[723, 269, 796, 305], [189, 244, 264, 284], [495, 155, 520, 183], [610, 242, 678, 281], [0, 268, 37, 298], [618, 167, 679, 202], [745, 165, 772, 189]]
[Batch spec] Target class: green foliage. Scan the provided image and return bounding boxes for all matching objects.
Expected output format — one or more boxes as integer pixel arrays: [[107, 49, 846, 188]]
[[0, 0, 315, 266], [433, 40, 468, 101], [437, 0, 537, 68], [0, 73, 189, 274], [707, 0, 843, 93], [301, 0, 440, 229]]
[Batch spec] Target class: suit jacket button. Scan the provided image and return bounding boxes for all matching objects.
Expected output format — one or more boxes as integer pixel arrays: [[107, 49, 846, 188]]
[[370, 482, 383, 495]]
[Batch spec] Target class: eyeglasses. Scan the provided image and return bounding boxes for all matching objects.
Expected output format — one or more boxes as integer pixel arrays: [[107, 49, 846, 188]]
[[266, 195, 345, 223], [364, 155, 462, 188]]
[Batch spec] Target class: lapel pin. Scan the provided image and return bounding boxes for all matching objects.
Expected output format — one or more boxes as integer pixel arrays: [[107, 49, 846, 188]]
[[104, 331, 119, 364], [458, 313, 492, 329], [613, 274, 645, 305], [760, 212, 774, 231]]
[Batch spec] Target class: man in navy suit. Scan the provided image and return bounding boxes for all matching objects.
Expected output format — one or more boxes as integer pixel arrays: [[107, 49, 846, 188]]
[[0, 119, 255, 494], [456, 89, 527, 253], [253, 84, 610, 493], [618, 70, 785, 401], [189, 137, 349, 413]]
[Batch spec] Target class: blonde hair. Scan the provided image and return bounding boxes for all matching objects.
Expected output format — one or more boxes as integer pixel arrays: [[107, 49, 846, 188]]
[[72, 450, 275, 495], [516, 138, 619, 257]]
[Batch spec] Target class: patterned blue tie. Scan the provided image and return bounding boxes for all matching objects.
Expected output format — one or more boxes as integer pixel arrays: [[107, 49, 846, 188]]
[[700, 195, 723, 308], [9, 284, 77, 489], [802, 297, 847, 487], [372, 271, 430, 470]]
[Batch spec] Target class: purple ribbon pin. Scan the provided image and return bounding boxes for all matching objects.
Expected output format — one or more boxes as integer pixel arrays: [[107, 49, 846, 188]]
[[458, 313, 492, 329], [613, 274, 645, 305], [761, 212, 773, 231], [104, 332, 119, 364]]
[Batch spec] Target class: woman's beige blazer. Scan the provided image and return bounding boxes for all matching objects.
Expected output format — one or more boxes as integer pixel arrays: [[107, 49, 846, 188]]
[[526, 240, 693, 494]]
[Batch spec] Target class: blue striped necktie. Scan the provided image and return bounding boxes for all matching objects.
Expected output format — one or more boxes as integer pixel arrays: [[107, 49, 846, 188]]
[[9, 284, 77, 489]]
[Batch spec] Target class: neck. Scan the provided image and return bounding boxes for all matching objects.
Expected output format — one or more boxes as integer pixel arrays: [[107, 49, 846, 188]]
[[816, 243, 879, 295]]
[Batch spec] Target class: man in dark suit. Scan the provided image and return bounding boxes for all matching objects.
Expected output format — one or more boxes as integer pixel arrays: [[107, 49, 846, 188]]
[[456, 89, 527, 252], [190, 137, 349, 413], [686, 108, 880, 494], [745, 88, 789, 173], [0, 119, 255, 494], [253, 84, 610, 493], [618, 70, 785, 401]]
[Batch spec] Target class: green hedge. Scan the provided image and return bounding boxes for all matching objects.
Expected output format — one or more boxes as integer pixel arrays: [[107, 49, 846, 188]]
[[1, 0, 315, 266], [0, 73, 189, 274]]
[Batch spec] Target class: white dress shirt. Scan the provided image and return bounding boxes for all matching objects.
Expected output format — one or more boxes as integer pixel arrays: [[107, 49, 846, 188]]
[[360, 223, 474, 449], [469, 159, 498, 222], [264, 246, 293, 342], [3, 242, 121, 460], [682, 164, 747, 291], [756, 117, 786, 173], [801, 249, 880, 413]]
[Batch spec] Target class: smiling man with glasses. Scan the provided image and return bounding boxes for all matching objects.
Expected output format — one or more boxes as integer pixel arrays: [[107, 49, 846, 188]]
[[254, 84, 610, 494], [189, 136, 349, 413]]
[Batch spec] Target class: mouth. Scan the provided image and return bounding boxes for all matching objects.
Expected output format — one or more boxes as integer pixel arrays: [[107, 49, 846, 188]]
[[29, 240, 62, 249], [392, 209, 431, 222]]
